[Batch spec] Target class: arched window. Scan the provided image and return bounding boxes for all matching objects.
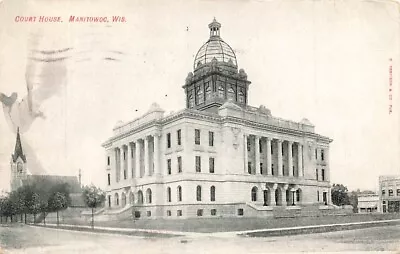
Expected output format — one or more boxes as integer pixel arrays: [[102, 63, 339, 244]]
[[146, 188, 152, 204], [210, 186, 216, 202], [196, 85, 204, 104], [114, 193, 119, 206], [129, 192, 134, 205], [238, 89, 245, 103], [296, 189, 302, 203], [167, 187, 171, 202], [218, 85, 225, 98], [17, 162, 23, 174], [205, 84, 211, 101], [188, 91, 194, 108], [137, 190, 143, 204], [196, 185, 202, 201], [177, 186, 182, 202], [227, 86, 235, 101], [251, 187, 258, 202]]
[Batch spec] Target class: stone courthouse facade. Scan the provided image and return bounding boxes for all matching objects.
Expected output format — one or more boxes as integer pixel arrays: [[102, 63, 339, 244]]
[[102, 19, 333, 219]]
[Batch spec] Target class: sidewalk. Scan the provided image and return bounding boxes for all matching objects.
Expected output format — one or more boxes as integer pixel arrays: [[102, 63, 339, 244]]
[[27, 218, 400, 238]]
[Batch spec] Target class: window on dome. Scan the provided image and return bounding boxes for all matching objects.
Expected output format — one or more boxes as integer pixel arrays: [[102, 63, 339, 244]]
[[238, 90, 245, 103], [218, 85, 225, 98], [227, 86, 235, 101], [205, 84, 211, 101], [196, 85, 204, 105], [188, 92, 194, 108]]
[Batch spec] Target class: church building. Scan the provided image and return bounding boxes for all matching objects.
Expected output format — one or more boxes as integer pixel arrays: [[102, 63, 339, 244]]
[[10, 128, 84, 207], [102, 19, 333, 218]]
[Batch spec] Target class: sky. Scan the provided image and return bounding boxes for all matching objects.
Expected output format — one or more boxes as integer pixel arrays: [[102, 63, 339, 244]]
[[0, 0, 399, 192]]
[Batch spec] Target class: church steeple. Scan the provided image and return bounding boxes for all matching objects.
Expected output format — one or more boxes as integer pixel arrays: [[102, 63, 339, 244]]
[[12, 127, 26, 163]]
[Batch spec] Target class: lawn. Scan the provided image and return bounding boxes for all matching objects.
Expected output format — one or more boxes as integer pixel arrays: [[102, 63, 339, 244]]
[[54, 213, 400, 233]]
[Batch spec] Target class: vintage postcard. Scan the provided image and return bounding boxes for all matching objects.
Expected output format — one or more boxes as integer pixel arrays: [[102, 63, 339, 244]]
[[0, 0, 399, 253]]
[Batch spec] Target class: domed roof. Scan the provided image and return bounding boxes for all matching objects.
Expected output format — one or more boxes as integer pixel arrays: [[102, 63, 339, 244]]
[[193, 18, 237, 70]]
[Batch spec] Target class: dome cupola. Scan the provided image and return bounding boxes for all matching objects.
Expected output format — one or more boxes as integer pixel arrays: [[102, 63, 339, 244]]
[[193, 18, 237, 70]]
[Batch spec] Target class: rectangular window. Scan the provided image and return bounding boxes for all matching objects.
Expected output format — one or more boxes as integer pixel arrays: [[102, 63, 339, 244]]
[[107, 156, 110, 166], [167, 133, 171, 148], [321, 149, 325, 161], [123, 151, 126, 160], [259, 139, 262, 153], [315, 148, 318, 160], [124, 170, 127, 180], [389, 189, 394, 196], [167, 159, 172, 175], [247, 139, 251, 151], [167, 210, 171, 216], [260, 163, 263, 175], [316, 169, 319, 180], [197, 209, 203, 216], [107, 173, 111, 185], [209, 131, 214, 146], [196, 156, 201, 172], [271, 164, 274, 175], [177, 210, 182, 217], [209, 157, 215, 173], [271, 143, 273, 154], [397, 189, 400, 196], [282, 145, 284, 155], [177, 157, 182, 173], [317, 191, 320, 202], [321, 169, 325, 181], [211, 209, 217, 216], [147, 211, 151, 217], [237, 208, 244, 216], [248, 162, 252, 174], [382, 189, 386, 196], [195, 129, 201, 145], [177, 129, 181, 146]]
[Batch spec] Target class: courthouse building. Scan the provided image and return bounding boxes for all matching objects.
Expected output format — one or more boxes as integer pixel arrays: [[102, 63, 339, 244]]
[[379, 175, 400, 213], [102, 19, 333, 218]]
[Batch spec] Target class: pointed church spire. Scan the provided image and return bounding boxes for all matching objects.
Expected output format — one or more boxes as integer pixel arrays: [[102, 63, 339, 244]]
[[12, 127, 26, 163]]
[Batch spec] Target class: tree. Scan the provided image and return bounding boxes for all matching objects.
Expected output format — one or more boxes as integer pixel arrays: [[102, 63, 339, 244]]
[[82, 185, 105, 229], [331, 183, 350, 206], [1, 196, 15, 222], [10, 190, 28, 223], [29, 193, 42, 223], [48, 192, 68, 226]]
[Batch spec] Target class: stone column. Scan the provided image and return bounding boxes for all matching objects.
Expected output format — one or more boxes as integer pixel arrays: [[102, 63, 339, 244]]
[[115, 148, 119, 182], [244, 134, 248, 174], [282, 184, 288, 206], [269, 184, 277, 206], [255, 136, 260, 175], [266, 137, 272, 175], [127, 143, 132, 178], [277, 140, 283, 176], [288, 141, 293, 177], [298, 143, 303, 177], [120, 146, 125, 181], [290, 188, 296, 206], [144, 136, 149, 176], [153, 133, 160, 176], [135, 140, 141, 178], [325, 149, 330, 181]]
